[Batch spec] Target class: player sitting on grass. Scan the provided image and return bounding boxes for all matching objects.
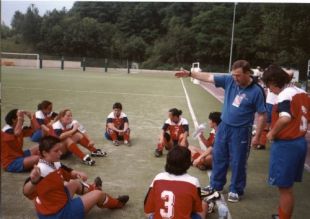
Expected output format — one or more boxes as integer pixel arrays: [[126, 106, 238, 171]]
[[144, 146, 208, 219], [23, 136, 129, 219], [1, 109, 40, 172], [31, 100, 58, 142], [52, 109, 106, 166], [189, 112, 221, 170], [154, 108, 189, 157], [105, 102, 131, 146]]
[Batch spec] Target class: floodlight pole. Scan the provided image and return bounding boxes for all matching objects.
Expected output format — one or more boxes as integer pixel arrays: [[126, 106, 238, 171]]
[[228, 2, 237, 73]]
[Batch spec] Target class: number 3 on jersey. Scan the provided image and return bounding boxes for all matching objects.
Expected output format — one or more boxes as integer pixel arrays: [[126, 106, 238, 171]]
[[160, 190, 175, 219]]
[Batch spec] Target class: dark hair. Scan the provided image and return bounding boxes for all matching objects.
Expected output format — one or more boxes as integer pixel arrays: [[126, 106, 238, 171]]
[[209, 112, 222, 125], [37, 100, 52, 111], [232, 60, 252, 74], [169, 108, 182, 117], [262, 64, 291, 89], [113, 102, 122, 110], [165, 146, 191, 175], [5, 109, 18, 126], [39, 136, 61, 157]]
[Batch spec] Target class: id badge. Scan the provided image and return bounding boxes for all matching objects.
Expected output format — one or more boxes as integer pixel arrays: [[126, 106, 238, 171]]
[[232, 94, 242, 107]]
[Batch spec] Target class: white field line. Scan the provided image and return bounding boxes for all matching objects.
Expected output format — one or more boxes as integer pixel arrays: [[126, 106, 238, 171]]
[[4, 86, 184, 98], [180, 78, 232, 219]]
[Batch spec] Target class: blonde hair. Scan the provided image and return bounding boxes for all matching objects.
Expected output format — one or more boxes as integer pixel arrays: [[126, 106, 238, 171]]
[[55, 109, 71, 122]]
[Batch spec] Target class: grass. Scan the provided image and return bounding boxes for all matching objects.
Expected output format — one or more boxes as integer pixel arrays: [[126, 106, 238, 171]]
[[1, 67, 310, 219]]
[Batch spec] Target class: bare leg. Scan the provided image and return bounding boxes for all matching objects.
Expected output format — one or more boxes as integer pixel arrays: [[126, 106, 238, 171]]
[[29, 144, 40, 155], [198, 200, 208, 219], [188, 145, 204, 155], [278, 187, 294, 219], [178, 134, 188, 147], [23, 155, 40, 170]]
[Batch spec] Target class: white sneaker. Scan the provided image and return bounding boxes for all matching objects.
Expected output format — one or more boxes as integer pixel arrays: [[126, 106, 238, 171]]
[[82, 154, 95, 166], [227, 192, 239, 202], [124, 140, 131, 146]]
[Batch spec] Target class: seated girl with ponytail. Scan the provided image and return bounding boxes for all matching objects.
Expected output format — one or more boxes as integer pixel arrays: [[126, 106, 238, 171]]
[[31, 100, 58, 142], [52, 109, 106, 166], [154, 108, 189, 157]]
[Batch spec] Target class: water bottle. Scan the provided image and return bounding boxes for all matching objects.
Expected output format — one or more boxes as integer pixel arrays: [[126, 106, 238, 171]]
[[192, 123, 206, 139], [218, 201, 228, 219]]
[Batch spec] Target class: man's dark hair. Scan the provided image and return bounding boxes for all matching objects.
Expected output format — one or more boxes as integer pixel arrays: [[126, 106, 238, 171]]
[[113, 102, 122, 110], [5, 109, 18, 126], [262, 64, 291, 89], [39, 136, 61, 157], [165, 146, 191, 175], [209, 112, 222, 125], [232, 60, 253, 74], [169, 108, 182, 117]]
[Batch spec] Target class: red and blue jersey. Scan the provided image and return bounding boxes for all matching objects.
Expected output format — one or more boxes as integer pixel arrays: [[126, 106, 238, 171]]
[[271, 85, 310, 140], [162, 118, 189, 141], [29, 160, 73, 215], [1, 124, 33, 169], [32, 110, 52, 130], [144, 172, 202, 219], [106, 112, 129, 130]]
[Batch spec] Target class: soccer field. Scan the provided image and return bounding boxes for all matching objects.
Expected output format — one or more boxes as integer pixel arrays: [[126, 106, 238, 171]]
[[1, 67, 310, 219]]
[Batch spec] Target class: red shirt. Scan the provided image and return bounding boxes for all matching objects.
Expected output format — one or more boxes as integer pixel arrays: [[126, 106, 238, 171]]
[[33, 161, 72, 215], [106, 112, 129, 130], [1, 125, 33, 169], [271, 85, 310, 140], [163, 118, 189, 141], [144, 172, 202, 219]]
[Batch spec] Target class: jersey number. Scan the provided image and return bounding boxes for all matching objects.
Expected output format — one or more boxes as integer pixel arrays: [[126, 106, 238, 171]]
[[160, 190, 175, 219]]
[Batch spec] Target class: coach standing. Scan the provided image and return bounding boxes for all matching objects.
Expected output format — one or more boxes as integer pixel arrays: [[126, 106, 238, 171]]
[[175, 60, 266, 202]]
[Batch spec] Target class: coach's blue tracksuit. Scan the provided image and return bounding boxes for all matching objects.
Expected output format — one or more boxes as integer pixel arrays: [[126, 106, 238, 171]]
[[210, 75, 266, 195]]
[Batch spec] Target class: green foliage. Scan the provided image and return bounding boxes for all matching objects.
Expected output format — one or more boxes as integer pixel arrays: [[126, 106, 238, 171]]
[[3, 2, 310, 74], [1, 23, 13, 39]]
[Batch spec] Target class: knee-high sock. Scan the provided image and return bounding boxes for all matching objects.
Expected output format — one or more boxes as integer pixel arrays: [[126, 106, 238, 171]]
[[79, 136, 96, 152], [68, 143, 85, 159], [109, 131, 118, 141], [279, 207, 290, 219], [101, 194, 121, 209], [124, 129, 130, 141]]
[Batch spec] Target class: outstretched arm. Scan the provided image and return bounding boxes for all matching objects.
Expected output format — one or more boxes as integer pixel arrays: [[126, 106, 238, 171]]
[[175, 69, 215, 83]]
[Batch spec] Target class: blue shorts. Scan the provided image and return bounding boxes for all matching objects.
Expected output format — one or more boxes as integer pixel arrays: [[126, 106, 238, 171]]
[[31, 129, 43, 142], [148, 213, 201, 219], [269, 137, 307, 187], [104, 132, 124, 141], [7, 150, 31, 173], [37, 187, 85, 219]]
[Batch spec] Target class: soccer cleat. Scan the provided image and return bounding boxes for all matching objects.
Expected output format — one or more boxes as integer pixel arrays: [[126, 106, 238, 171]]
[[94, 176, 102, 190], [192, 123, 206, 139], [154, 149, 163, 157], [87, 176, 103, 192], [202, 189, 221, 202], [82, 154, 96, 166], [113, 140, 120, 146], [124, 140, 131, 146], [227, 192, 239, 202], [116, 195, 129, 208], [91, 149, 107, 157]]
